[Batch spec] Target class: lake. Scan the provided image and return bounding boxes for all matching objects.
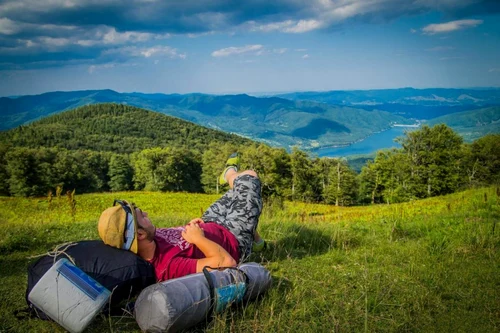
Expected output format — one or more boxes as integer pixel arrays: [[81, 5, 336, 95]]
[[313, 126, 416, 158]]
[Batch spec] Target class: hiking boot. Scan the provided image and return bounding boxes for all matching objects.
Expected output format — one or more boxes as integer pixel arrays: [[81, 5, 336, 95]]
[[219, 153, 240, 185], [252, 239, 267, 252]]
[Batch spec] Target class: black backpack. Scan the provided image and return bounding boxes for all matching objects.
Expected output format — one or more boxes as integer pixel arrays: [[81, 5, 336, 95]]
[[24, 240, 156, 320]]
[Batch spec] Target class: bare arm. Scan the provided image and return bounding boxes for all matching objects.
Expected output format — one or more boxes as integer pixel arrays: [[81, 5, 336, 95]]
[[181, 223, 236, 272]]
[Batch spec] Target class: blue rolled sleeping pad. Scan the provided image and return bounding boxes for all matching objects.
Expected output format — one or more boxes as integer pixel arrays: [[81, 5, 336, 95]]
[[134, 262, 272, 332]]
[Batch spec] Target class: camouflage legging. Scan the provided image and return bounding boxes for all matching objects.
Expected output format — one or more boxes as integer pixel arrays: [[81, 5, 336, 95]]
[[202, 174, 263, 261]]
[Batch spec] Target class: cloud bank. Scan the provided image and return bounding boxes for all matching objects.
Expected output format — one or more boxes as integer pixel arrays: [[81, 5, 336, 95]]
[[0, 0, 498, 69]]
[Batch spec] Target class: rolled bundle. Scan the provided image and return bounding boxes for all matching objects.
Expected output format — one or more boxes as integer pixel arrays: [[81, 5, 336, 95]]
[[134, 263, 271, 333], [239, 262, 272, 301]]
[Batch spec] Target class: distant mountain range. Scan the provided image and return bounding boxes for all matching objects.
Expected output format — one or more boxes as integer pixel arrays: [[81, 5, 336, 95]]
[[275, 88, 500, 119], [1, 88, 499, 150], [275, 88, 500, 107]]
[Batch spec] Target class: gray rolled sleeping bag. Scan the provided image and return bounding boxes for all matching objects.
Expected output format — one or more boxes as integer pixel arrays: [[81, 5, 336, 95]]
[[134, 262, 271, 332]]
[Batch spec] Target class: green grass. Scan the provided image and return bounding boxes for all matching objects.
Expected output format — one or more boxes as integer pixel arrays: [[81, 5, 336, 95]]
[[1, 187, 499, 332]]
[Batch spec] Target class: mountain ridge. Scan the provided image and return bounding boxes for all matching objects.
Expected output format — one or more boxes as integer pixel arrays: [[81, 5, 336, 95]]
[[1, 88, 499, 150], [0, 89, 410, 150]]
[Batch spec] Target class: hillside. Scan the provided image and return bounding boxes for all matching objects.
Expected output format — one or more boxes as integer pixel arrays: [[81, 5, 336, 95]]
[[0, 103, 254, 153], [0, 187, 499, 332], [0, 90, 410, 150], [426, 106, 500, 141]]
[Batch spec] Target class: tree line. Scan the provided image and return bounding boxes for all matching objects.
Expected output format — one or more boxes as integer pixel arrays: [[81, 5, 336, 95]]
[[0, 124, 498, 205]]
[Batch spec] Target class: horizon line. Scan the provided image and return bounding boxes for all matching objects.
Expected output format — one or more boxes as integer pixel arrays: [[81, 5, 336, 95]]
[[3, 86, 500, 99]]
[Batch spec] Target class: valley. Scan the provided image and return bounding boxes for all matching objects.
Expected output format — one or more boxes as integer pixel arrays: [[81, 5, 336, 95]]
[[0, 88, 499, 155]]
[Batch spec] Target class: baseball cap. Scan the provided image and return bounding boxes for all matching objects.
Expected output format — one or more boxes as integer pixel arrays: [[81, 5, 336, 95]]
[[98, 199, 138, 253]]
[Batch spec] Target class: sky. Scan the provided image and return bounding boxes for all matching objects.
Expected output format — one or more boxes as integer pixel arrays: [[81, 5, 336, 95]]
[[0, 0, 500, 96]]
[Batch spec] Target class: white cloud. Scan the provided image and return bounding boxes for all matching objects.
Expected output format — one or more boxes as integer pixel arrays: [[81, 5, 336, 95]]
[[0, 17, 21, 35], [489, 68, 500, 73], [273, 48, 287, 54], [211, 45, 288, 58], [410, 28, 417, 33], [77, 26, 168, 47], [88, 63, 115, 74], [0, 18, 78, 38], [38, 36, 71, 47], [211, 44, 263, 57], [140, 46, 183, 58], [250, 20, 292, 33], [102, 27, 153, 44], [422, 19, 483, 35], [250, 19, 323, 34], [302, 54, 309, 59], [23, 39, 36, 47], [325, 1, 365, 20], [103, 45, 186, 59], [284, 19, 322, 33], [40, 23, 77, 31], [0, 22, 170, 55], [295, 48, 307, 52]]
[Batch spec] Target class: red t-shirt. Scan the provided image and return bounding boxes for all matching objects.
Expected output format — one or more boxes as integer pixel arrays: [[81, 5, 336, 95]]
[[149, 223, 240, 281]]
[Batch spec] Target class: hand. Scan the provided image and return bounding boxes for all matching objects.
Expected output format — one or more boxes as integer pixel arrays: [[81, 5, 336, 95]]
[[188, 218, 205, 226], [182, 223, 205, 244]]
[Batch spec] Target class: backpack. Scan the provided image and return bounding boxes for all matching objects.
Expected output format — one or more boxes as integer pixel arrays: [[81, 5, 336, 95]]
[[23, 240, 156, 320]]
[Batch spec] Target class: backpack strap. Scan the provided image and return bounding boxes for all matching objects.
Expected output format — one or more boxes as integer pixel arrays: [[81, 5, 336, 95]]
[[13, 306, 43, 320], [202, 266, 216, 320]]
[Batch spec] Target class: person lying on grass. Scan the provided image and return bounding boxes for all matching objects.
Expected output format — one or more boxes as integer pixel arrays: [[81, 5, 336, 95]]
[[98, 153, 266, 282]]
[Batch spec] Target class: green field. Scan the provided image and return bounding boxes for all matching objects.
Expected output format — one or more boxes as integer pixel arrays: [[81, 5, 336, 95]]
[[1, 187, 499, 332]]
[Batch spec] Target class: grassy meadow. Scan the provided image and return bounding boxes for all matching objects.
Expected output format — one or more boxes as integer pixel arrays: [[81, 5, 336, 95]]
[[0, 187, 499, 332]]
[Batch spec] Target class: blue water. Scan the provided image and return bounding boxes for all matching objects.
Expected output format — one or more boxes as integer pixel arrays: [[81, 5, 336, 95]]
[[313, 127, 416, 157]]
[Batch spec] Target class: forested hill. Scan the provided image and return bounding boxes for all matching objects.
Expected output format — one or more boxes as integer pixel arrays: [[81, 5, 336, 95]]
[[0, 103, 254, 153], [426, 106, 500, 141]]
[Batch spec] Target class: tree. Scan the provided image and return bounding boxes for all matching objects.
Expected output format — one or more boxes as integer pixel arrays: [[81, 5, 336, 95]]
[[0, 144, 11, 195], [52, 149, 80, 193], [323, 158, 358, 206], [463, 134, 500, 186], [397, 124, 463, 198], [375, 149, 411, 204], [108, 154, 133, 191], [290, 147, 321, 202], [358, 160, 382, 204], [5, 147, 55, 197], [241, 144, 292, 200], [201, 142, 239, 194], [132, 147, 202, 192]]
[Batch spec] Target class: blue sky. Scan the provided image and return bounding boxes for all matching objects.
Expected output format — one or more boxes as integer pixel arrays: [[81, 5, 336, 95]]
[[0, 0, 499, 96]]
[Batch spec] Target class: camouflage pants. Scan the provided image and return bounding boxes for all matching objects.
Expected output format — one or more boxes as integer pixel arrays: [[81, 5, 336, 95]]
[[202, 174, 263, 261]]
